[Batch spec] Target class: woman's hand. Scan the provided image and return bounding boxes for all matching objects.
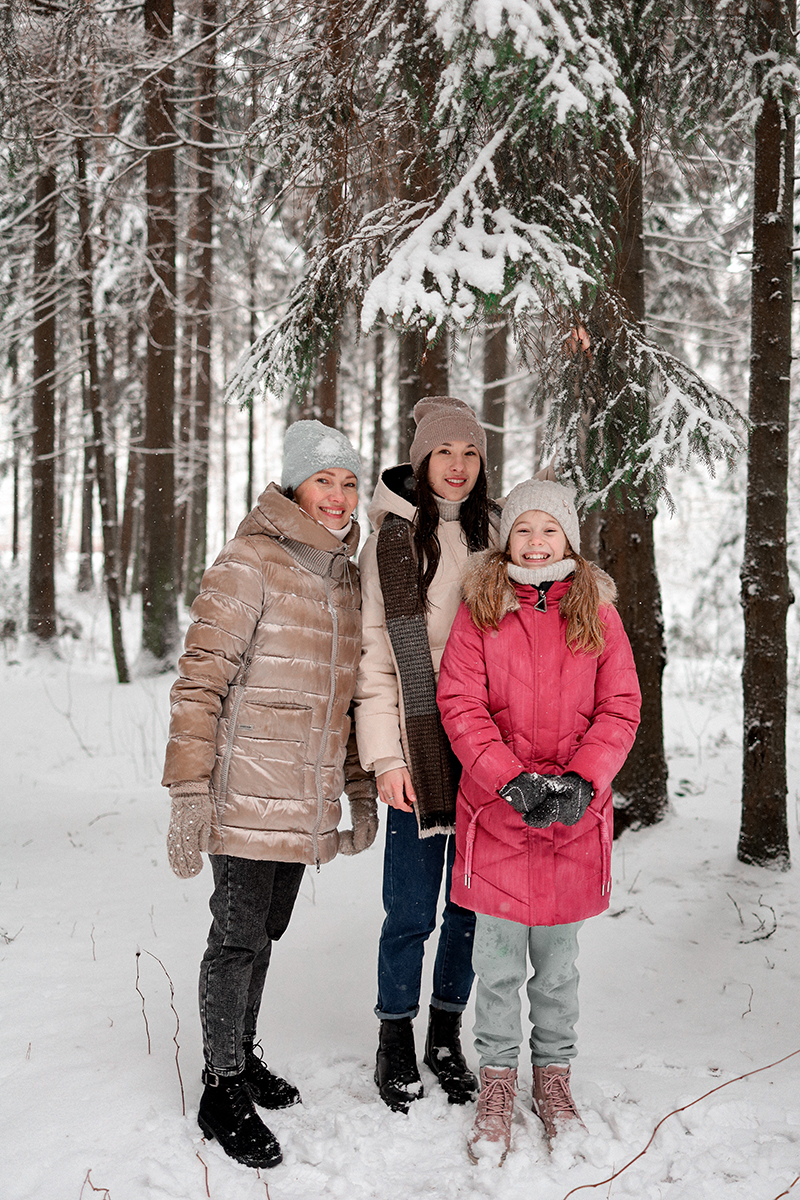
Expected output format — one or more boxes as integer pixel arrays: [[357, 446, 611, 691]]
[[376, 768, 416, 813]]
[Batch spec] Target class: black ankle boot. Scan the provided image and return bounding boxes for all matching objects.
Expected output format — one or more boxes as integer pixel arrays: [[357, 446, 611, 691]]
[[243, 1038, 301, 1109], [423, 1006, 478, 1105], [374, 1018, 424, 1112], [198, 1069, 282, 1169]]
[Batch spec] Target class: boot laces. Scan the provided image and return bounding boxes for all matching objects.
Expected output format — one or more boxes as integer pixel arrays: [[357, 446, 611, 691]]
[[227, 1078, 256, 1123], [542, 1069, 578, 1119], [480, 1075, 516, 1123]]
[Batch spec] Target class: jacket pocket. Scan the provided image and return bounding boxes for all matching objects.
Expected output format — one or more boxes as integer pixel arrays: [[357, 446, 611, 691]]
[[218, 702, 314, 804], [235, 701, 313, 744]]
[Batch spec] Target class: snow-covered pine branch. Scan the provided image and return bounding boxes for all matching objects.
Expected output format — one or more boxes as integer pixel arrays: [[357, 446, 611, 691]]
[[542, 321, 747, 512]]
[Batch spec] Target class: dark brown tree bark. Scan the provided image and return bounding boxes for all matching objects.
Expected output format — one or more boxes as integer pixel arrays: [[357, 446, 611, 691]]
[[598, 113, 669, 833], [483, 318, 507, 496], [141, 0, 178, 665], [76, 137, 129, 682], [28, 168, 58, 641], [738, 0, 795, 869], [395, 0, 448, 462], [397, 329, 449, 461], [183, 0, 217, 605], [76, 408, 94, 593], [371, 327, 384, 493]]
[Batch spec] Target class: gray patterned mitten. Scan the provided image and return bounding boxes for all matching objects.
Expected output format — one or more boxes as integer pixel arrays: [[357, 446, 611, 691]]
[[167, 781, 212, 878]]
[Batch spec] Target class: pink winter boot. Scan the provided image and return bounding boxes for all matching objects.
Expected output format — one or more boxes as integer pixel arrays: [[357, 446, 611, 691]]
[[467, 1066, 517, 1165], [532, 1063, 586, 1146]]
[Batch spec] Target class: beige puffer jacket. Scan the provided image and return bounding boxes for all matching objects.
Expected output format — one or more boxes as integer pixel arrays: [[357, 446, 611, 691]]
[[162, 484, 367, 867], [354, 464, 500, 777]]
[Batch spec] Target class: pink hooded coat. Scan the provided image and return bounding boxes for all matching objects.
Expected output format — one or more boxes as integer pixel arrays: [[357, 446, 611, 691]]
[[437, 562, 641, 927]]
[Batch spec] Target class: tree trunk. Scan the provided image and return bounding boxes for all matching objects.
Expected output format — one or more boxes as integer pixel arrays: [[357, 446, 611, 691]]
[[738, 0, 795, 869], [77, 407, 94, 593], [183, 0, 216, 604], [28, 168, 58, 641], [599, 113, 669, 833], [483, 318, 507, 496], [395, 0, 448, 463], [141, 0, 178, 666], [397, 329, 449, 461], [371, 327, 384, 492], [76, 137, 129, 683]]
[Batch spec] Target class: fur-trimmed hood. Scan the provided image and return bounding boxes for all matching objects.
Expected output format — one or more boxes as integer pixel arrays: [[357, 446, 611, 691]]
[[460, 549, 617, 627]]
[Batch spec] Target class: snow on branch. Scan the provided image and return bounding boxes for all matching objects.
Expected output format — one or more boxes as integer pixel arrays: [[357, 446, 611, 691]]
[[429, 0, 630, 125], [542, 321, 747, 512], [360, 129, 595, 334]]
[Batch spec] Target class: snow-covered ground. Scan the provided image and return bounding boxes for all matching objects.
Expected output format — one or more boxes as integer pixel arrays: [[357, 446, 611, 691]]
[[2, 518, 800, 1200]]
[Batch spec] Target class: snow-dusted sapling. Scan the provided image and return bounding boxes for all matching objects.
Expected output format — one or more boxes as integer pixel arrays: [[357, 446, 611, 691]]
[[354, 397, 501, 1113], [162, 420, 377, 1170], [437, 480, 641, 1165]]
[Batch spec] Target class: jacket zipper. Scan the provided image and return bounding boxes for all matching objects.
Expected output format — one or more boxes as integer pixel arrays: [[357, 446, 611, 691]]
[[311, 576, 339, 871], [216, 649, 255, 838]]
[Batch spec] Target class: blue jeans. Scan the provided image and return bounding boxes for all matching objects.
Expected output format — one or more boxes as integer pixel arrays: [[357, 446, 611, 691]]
[[376, 806, 476, 1021], [199, 855, 305, 1075]]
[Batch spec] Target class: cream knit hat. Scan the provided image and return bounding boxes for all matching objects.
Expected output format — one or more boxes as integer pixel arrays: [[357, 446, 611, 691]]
[[500, 479, 581, 554], [409, 396, 487, 474]]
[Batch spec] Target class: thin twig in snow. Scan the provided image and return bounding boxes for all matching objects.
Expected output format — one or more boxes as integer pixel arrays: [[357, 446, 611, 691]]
[[773, 1174, 800, 1199], [79, 1169, 111, 1198], [741, 985, 754, 1018], [196, 1151, 210, 1198], [141, 949, 186, 1115], [134, 951, 151, 1054], [43, 679, 94, 757], [727, 892, 744, 925], [741, 896, 777, 943], [560, 1045, 800, 1200]]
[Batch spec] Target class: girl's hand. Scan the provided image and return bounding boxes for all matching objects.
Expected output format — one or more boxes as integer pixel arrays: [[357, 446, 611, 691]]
[[376, 768, 416, 813]]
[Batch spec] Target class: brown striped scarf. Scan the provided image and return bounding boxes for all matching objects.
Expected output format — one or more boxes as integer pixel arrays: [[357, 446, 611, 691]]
[[376, 512, 460, 837]]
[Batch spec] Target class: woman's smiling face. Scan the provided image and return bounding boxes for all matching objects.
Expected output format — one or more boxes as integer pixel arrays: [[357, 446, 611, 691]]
[[293, 468, 358, 529], [426, 441, 481, 501]]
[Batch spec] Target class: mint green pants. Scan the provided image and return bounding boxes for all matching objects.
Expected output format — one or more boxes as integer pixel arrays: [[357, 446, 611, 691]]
[[472, 913, 583, 1069]]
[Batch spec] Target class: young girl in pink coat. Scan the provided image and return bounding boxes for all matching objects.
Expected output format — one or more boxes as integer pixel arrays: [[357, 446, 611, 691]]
[[437, 479, 641, 1164]]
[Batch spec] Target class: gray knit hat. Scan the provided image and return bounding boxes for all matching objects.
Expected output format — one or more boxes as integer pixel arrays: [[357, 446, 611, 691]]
[[500, 479, 581, 555], [409, 396, 487, 474], [281, 420, 362, 492]]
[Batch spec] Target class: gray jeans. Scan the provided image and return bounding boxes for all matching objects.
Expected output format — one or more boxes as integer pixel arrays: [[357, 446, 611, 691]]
[[472, 913, 583, 1069], [199, 854, 305, 1075]]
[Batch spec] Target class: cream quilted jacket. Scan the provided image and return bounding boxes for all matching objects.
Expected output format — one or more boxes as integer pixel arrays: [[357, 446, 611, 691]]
[[163, 484, 366, 867]]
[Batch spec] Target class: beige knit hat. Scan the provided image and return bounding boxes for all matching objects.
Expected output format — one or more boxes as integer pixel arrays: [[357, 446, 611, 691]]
[[409, 396, 487, 474], [500, 479, 581, 555]]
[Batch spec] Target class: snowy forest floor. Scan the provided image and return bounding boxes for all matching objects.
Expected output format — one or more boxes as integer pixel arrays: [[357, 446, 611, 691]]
[[2, 552, 800, 1200]]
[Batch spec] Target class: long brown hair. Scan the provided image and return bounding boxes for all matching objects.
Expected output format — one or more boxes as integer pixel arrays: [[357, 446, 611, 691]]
[[413, 454, 491, 610], [560, 550, 606, 656], [468, 547, 607, 656]]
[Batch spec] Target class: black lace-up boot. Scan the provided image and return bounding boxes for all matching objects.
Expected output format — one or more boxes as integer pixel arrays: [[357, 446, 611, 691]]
[[374, 1018, 424, 1112], [198, 1069, 282, 1169], [423, 1005, 478, 1104], [243, 1037, 301, 1109]]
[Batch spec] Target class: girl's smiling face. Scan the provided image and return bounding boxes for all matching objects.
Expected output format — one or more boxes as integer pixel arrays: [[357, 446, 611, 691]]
[[293, 468, 358, 529], [426, 441, 482, 501], [508, 509, 568, 569]]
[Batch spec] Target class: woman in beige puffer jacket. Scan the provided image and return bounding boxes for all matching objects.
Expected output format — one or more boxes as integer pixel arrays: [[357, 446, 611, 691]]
[[163, 420, 377, 1172]]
